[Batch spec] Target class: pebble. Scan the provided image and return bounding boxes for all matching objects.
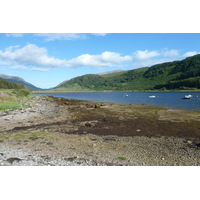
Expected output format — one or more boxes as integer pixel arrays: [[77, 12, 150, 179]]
[[104, 136, 116, 141]]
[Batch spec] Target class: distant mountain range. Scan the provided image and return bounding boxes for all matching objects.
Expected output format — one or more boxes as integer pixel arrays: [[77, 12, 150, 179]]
[[53, 54, 200, 92], [1, 54, 200, 92], [0, 74, 42, 91]]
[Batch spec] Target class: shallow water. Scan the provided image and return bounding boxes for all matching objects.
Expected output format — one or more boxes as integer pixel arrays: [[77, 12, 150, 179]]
[[36, 92, 200, 111]]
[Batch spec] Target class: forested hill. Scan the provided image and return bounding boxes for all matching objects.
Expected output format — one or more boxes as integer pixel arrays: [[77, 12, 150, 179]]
[[0, 78, 26, 89], [0, 74, 41, 91], [55, 54, 200, 91]]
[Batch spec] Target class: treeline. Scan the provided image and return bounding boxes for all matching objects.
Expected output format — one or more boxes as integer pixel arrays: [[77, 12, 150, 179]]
[[155, 77, 200, 90]]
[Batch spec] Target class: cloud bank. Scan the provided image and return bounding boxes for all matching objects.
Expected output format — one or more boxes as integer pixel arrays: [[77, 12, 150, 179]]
[[0, 43, 199, 71], [4, 33, 108, 42]]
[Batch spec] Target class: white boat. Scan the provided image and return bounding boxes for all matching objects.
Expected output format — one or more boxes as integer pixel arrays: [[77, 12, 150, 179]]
[[182, 94, 193, 99], [149, 95, 156, 98], [123, 94, 129, 97]]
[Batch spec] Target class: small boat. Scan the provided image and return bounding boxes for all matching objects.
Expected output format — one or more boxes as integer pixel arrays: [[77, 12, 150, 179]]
[[123, 94, 129, 97], [182, 94, 193, 99], [149, 95, 156, 98]]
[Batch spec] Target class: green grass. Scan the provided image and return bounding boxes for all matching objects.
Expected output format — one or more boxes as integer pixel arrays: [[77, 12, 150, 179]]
[[117, 157, 127, 160], [0, 89, 33, 111], [10, 89, 31, 97], [0, 102, 24, 111], [0, 131, 51, 140], [13, 131, 51, 139]]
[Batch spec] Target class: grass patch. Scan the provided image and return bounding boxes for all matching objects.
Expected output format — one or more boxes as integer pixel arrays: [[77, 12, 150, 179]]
[[117, 157, 127, 160], [10, 89, 31, 98], [0, 89, 33, 111], [13, 131, 51, 139], [0, 102, 24, 111], [0, 131, 51, 141], [0, 135, 10, 140]]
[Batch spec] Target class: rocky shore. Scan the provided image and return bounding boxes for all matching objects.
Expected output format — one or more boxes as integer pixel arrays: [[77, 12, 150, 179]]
[[0, 95, 200, 166]]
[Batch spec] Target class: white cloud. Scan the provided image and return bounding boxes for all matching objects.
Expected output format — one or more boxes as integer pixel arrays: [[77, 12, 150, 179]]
[[67, 51, 132, 68], [0, 44, 68, 68], [91, 33, 108, 36], [133, 50, 160, 60], [5, 45, 20, 52], [132, 58, 179, 68], [162, 49, 180, 57], [11, 65, 28, 70], [31, 67, 50, 72], [34, 33, 109, 41], [0, 61, 12, 66], [182, 51, 199, 57], [0, 43, 199, 72], [5, 33, 24, 37], [34, 33, 87, 41], [0, 44, 132, 69], [101, 51, 132, 63]]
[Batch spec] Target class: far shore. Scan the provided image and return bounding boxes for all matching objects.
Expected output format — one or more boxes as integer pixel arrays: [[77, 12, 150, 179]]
[[33, 89, 200, 93]]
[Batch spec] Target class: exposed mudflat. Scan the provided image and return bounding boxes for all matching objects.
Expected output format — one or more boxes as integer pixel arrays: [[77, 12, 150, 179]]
[[0, 95, 200, 166]]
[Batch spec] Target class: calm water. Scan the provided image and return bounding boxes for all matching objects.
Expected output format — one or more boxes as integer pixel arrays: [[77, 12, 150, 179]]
[[36, 92, 200, 111]]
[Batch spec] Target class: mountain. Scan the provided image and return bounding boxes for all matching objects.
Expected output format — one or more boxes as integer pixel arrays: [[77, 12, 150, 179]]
[[0, 74, 42, 91], [0, 78, 26, 89], [54, 54, 200, 92], [98, 70, 126, 76]]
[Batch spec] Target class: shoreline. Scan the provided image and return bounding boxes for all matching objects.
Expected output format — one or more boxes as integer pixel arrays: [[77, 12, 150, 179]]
[[0, 95, 200, 166], [33, 90, 200, 94]]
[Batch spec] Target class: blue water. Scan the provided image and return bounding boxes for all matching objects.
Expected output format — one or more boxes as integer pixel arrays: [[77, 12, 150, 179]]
[[36, 92, 200, 111]]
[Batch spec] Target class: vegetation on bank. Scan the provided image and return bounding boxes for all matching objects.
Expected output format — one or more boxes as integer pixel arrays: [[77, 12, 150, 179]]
[[47, 54, 200, 92], [0, 89, 32, 111]]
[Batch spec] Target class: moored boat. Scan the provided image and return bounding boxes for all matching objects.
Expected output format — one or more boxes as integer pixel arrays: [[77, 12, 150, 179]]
[[182, 94, 193, 99], [149, 95, 156, 98]]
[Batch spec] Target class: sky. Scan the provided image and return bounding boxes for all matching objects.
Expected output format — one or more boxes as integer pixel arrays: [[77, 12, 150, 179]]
[[1, 33, 200, 89]]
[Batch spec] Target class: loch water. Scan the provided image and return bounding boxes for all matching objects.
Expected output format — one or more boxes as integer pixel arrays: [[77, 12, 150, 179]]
[[36, 92, 200, 111]]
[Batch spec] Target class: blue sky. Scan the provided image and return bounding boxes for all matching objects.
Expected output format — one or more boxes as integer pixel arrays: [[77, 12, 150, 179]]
[[0, 33, 200, 89]]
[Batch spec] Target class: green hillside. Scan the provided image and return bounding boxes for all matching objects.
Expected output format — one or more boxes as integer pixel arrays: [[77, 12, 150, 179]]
[[0, 74, 42, 91], [0, 79, 26, 89], [51, 54, 200, 92]]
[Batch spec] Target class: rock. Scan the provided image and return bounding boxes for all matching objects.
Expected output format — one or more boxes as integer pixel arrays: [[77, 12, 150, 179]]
[[64, 157, 77, 162], [6, 157, 22, 164], [90, 138, 98, 141], [195, 143, 200, 148], [94, 104, 100, 108], [104, 136, 116, 141], [85, 122, 92, 127], [46, 142, 53, 145]]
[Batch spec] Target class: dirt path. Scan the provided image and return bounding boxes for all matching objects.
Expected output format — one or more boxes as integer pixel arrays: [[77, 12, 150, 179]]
[[0, 95, 200, 166]]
